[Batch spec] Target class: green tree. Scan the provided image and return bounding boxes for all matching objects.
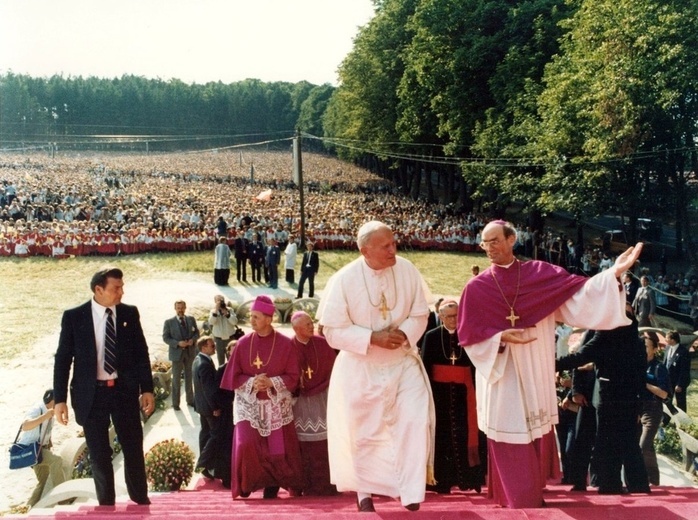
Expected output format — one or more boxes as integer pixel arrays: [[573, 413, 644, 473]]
[[533, 0, 698, 256], [324, 0, 417, 171]]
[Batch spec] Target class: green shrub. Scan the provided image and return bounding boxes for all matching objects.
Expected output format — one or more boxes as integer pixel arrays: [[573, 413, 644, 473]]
[[655, 423, 682, 462]]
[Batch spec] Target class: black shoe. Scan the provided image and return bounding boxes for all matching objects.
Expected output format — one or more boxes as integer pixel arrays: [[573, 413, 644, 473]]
[[134, 498, 151, 505], [405, 503, 420, 511], [357, 497, 375, 512], [263, 486, 279, 499], [173, 406, 180, 411], [201, 469, 214, 479], [570, 485, 587, 492], [239, 491, 251, 498], [598, 487, 626, 495]]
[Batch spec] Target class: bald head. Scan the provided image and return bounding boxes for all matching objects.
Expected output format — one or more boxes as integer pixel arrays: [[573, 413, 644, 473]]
[[291, 311, 315, 342]]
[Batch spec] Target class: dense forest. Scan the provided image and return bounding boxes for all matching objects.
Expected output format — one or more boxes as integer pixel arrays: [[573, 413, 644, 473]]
[[1, 0, 697, 259]]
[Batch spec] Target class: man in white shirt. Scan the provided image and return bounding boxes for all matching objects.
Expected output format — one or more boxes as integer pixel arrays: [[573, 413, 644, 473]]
[[19, 389, 67, 508]]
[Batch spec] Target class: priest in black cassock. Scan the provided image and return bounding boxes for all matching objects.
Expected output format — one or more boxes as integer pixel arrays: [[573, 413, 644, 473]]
[[420, 300, 486, 494]]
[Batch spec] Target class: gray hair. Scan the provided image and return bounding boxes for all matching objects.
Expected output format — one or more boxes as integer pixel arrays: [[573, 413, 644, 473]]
[[357, 220, 392, 249]]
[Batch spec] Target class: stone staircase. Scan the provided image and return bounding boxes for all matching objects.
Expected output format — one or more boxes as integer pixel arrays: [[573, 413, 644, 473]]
[[15, 480, 698, 520]]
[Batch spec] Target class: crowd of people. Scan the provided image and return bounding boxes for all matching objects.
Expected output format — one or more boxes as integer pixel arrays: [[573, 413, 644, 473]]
[[4, 150, 695, 325], [0, 151, 487, 258], [7, 149, 696, 511]]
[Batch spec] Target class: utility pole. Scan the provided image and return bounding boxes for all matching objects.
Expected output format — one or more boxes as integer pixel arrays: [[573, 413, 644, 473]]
[[293, 128, 306, 247]]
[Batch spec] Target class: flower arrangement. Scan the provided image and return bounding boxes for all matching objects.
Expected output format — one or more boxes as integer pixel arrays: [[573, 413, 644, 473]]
[[153, 381, 170, 411], [680, 422, 698, 438], [73, 436, 122, 479], [274, 297, 292, 304], [145, 439, 195, 491], [151, 360, 172, 373]]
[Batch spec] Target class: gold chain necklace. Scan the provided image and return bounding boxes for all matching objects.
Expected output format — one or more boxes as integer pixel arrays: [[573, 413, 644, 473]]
[[249, 330, 276, 369], [440, 326, 462, 365], [297, 337, 318, 383], [361, 263, 397, 320], [490, 260, 522, 327]]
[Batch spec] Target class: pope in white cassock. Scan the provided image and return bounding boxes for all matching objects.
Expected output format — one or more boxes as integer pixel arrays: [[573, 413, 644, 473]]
[[457, 220, 643, 508], [317, 220, 435, 513]]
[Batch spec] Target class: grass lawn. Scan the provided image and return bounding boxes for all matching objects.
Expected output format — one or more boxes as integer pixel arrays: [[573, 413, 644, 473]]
[[1, 249, 695, 418], [0, 249, 484, 358]]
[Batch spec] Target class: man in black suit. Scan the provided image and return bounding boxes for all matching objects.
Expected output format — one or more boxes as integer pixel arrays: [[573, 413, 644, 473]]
[[193, 336, 220, 479], [233, 229, 249, 283], [214, 340, 235, 488], [296, 242, 319, 298], [664, 330, 691, 412], [556, 305, 650, 495], [163, 300, 199, 411], [53, 267, 153, 506]]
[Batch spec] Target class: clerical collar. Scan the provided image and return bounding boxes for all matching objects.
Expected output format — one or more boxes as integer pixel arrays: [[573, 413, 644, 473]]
[[493, 259, 517, 269], [295, 337, 310, 345], [444, 326, 456, 334], [362, 257, 388, 274]]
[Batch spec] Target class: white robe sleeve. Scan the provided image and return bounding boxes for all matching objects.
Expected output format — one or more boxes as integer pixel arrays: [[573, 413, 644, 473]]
[[317, 262, 373, 355], [554, 268, 629, 329]]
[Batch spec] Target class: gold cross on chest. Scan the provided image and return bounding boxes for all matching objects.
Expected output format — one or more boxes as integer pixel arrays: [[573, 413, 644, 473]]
[[379, 293, 389, 320], [449, 352, 458, 365], [252, 353, 263, 369], [305, 366, 314, 380], [506, 308, 520, 327]]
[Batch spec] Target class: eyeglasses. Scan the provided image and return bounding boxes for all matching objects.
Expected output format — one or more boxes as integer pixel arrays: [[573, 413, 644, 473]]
[[479, 237, 503, 249]]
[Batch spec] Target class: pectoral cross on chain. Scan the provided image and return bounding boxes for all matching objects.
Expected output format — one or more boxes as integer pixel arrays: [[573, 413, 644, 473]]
[[506, 308, 520, 327], [305, 366, 314, 380], [449, 352, 458, 365], [379, 293, 389, 320], [252, 354, 263, 369]]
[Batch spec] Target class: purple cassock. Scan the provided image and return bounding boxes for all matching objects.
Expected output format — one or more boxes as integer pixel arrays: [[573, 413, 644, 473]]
[[292, 334, 338, 496], [220, 329, 304, 498]]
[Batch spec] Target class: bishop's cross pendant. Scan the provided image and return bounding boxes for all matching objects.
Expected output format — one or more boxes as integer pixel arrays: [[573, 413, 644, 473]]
[[305, 366, 314, 380], [506, 308, 520, 327], [252, 353, 263, 369], [379, 293, 389, 320], [449, 352, 458, 365]]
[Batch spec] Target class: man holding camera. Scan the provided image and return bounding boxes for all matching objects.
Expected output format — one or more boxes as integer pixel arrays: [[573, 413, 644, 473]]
[[208, 295, 239, 366]]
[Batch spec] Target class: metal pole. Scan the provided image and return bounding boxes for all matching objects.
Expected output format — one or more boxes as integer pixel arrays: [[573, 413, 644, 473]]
[[294, 129, 306, 248]]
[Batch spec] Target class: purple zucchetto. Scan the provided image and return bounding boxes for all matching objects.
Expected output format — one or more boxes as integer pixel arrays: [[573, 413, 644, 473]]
[[290, 310, 310, 323], [250, 295, 275, 316]]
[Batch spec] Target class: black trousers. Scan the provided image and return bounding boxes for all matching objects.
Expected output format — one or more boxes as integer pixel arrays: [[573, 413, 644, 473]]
[[196, 414, 218, 471], [82, 385, 149, 505], [568, 404, 597, 488], [594, 400, 649, 493], [236, 258, 247, 281], [250, 261, 262, 283], [297, 268, 315, 298]]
